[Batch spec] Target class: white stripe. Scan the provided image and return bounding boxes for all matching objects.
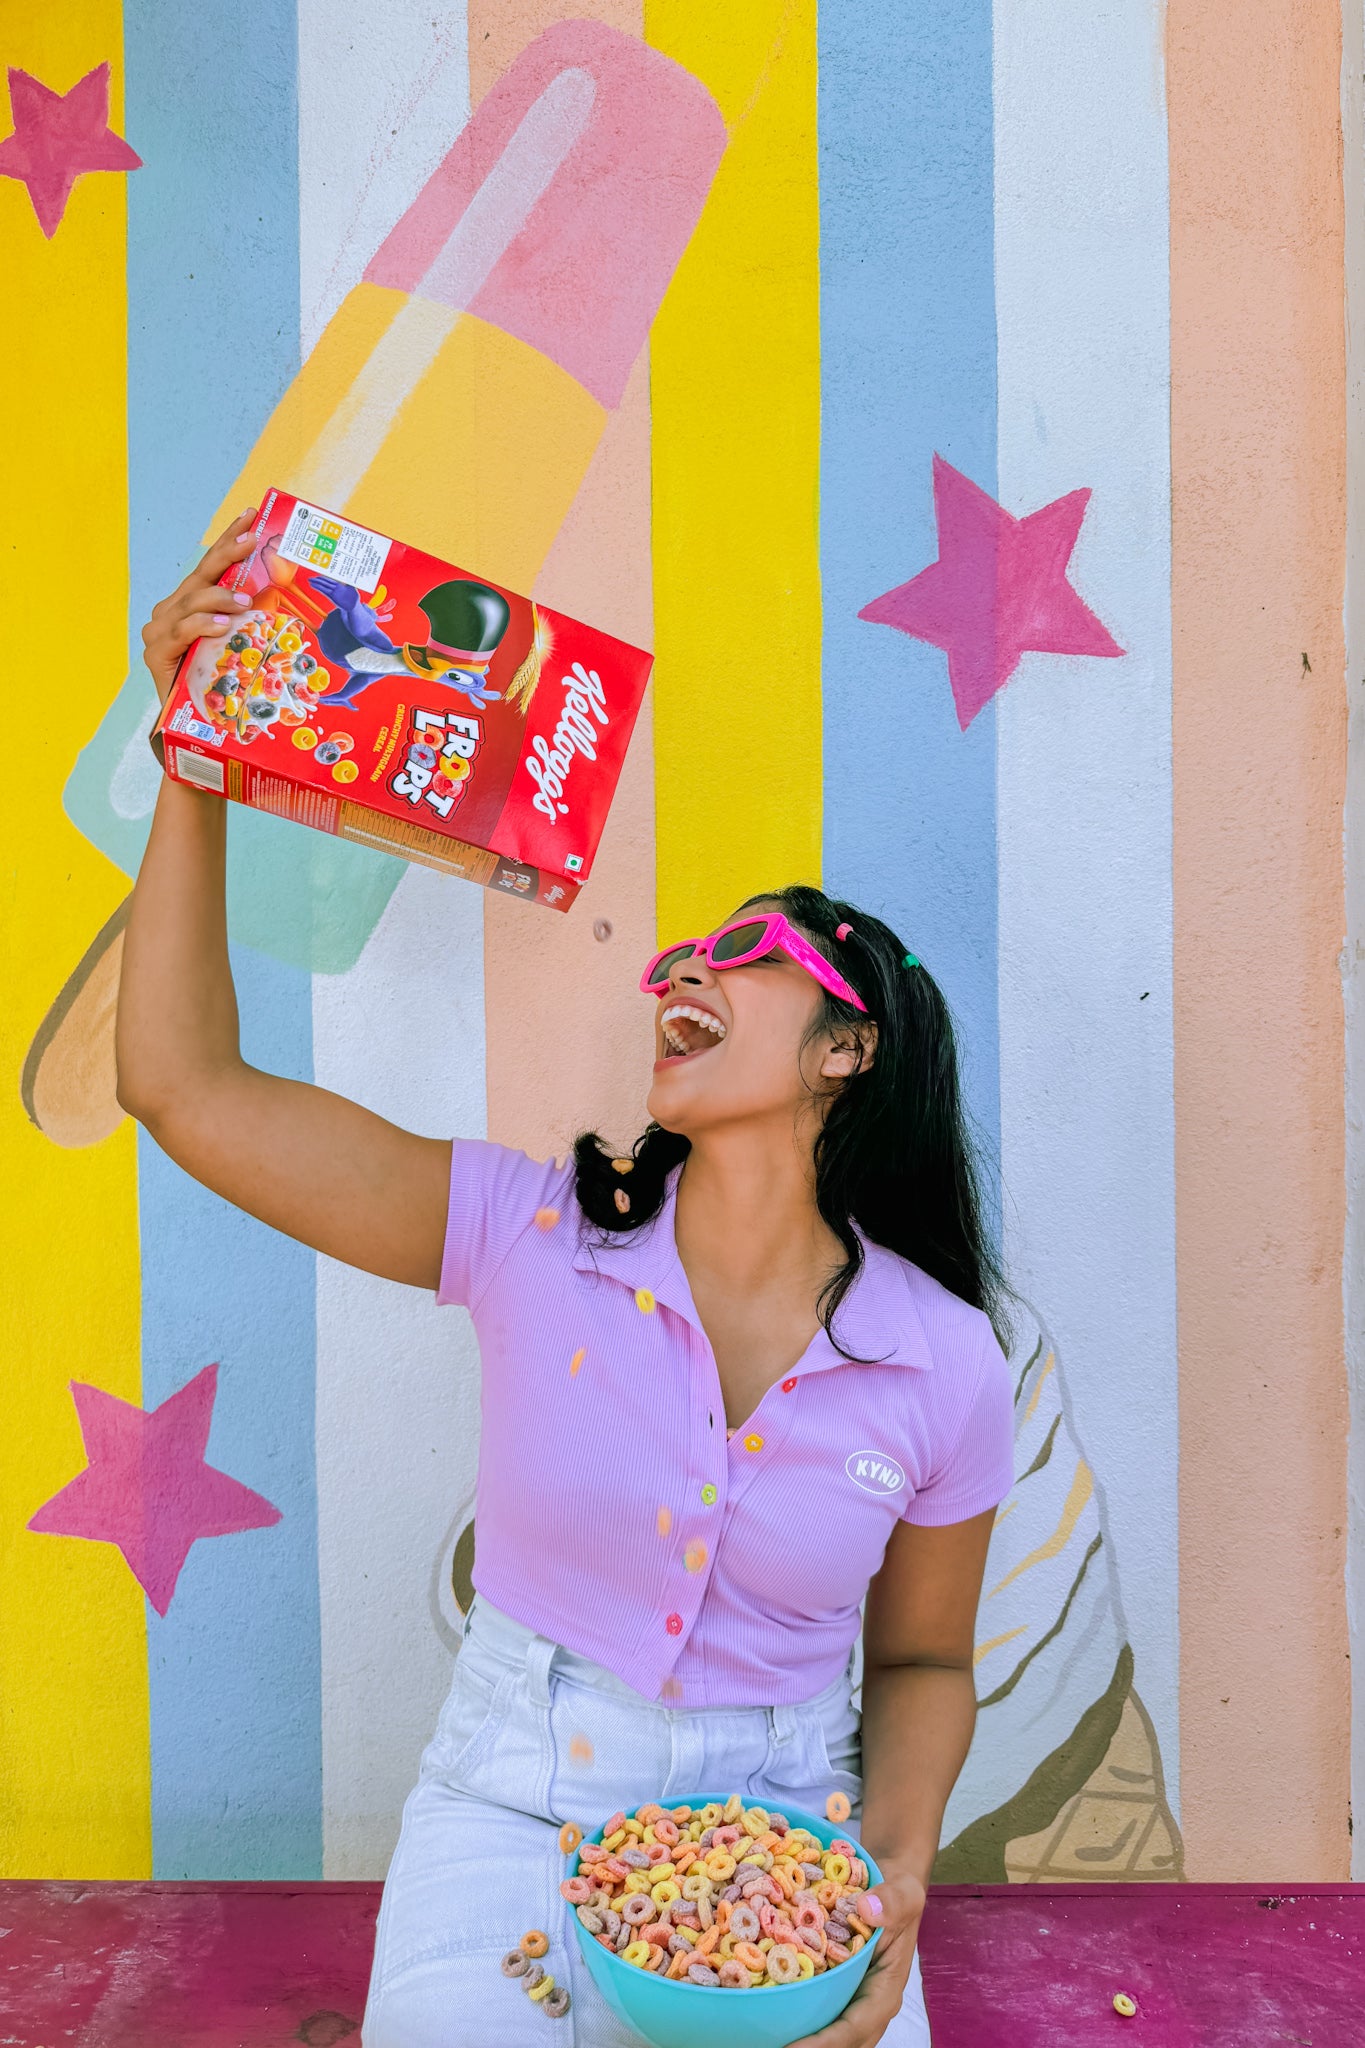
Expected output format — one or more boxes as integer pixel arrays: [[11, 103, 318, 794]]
[[993, 0, 1180, 1813], [1340, 0, 1365, 1883], [298, 0, 483, 1879]]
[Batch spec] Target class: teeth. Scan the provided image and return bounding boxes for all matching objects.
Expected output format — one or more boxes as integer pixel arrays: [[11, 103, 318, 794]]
[[660, 1004, 726, 1055]]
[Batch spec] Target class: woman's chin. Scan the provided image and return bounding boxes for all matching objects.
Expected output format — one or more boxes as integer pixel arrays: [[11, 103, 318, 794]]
[[646, 1059, 704, 1126]]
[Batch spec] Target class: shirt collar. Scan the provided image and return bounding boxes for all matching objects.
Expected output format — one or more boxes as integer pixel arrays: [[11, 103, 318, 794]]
[[570, 1170, 934, 1373]]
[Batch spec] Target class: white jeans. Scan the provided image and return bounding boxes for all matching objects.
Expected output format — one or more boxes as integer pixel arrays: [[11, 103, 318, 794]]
[[363, 1595, 930, 2046]]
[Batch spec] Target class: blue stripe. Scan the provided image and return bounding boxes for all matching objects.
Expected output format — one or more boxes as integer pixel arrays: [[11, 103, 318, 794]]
[[818, 0, 1000, 1178], [124, 0, 322, 1879]]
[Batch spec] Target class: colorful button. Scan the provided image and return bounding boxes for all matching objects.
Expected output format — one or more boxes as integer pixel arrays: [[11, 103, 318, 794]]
[[635, 1288, 656, 1314], [665, 1612, 683, 1636], [534, 1207, 560, 1231], [684, 1540, 708, 1574], [1112, 1994, 1138, 2019], [700, 1483, 717, 1505], [657, 1505, 672, 1537], [782, 1378, 798, 1393], [569, 1348, 585, 1378], [744, 1433, 765, 1453]]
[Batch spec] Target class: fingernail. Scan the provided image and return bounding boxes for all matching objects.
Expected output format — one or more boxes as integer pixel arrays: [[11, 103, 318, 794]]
[[241, 506, 256, 521], [234, 590, 251, 605], [213, 613, 230, 626]]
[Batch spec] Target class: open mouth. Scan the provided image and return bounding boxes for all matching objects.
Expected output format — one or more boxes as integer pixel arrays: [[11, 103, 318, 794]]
[[659, 1003, 727, 1060]]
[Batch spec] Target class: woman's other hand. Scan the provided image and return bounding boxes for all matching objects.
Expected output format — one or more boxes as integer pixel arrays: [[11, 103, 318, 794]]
[[787, 1865, 927, 2048], [140, 508, 258, 703]]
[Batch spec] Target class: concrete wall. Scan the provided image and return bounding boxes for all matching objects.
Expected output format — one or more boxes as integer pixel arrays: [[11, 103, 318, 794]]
[[0, 0, 1352, 1883]]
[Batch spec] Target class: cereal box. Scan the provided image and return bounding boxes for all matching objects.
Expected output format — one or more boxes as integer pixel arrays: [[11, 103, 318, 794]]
[[152, 488, 653, 911]]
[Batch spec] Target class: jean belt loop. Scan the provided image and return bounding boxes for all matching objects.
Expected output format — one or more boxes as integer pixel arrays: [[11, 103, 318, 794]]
[[524, 1633, 558, 1708], [770, 1701, 800, 1748]]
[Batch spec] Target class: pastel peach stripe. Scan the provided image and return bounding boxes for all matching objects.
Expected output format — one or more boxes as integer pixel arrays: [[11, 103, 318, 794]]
[[471, 0, 659, 1160], [1169, 0, 1349, 1878]]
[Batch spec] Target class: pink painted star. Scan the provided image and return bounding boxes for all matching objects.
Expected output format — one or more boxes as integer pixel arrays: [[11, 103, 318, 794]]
[[859, 455, 1123, 730], [0, 63, 142, 239], [28, 1366, 281, 1615]]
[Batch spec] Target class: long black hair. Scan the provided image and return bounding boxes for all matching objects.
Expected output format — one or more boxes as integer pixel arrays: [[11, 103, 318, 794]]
[[573, 885, 1009, 1351]]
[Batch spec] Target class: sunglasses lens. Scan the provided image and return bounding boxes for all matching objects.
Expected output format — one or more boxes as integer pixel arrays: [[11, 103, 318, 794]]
[[648, 943, 699, 987], [710, 920, 772, 966]]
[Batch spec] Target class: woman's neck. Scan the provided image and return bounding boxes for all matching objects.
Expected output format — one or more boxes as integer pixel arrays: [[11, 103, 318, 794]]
[[673, 1120, 842, 1298]]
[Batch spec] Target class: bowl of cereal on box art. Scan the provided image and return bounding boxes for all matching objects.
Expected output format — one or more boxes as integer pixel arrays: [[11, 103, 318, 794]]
[[498, 1793, 884, 2048]]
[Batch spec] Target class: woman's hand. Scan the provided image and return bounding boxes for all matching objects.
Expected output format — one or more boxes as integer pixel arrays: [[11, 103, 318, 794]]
[[788, 1865, 927, 2048], [140, 508, 258, 703]]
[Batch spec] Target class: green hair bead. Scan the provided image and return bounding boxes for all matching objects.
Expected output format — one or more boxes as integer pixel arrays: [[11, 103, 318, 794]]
[[902, 953, 920, 969]]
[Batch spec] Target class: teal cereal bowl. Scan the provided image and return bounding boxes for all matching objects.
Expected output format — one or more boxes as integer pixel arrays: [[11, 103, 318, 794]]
[[564, 1797, 883, 2048]]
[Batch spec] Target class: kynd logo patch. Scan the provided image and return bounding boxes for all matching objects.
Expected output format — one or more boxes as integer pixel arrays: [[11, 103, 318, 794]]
[[845, 1450, 907, 1497]]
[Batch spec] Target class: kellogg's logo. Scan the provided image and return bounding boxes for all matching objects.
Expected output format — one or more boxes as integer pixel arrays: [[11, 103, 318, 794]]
[[844, 1450, 907, 1497], [525, 662, 609, 824]]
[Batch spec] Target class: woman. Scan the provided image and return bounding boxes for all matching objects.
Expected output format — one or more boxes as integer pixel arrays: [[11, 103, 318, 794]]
[[118, 515, 1015, 2048]]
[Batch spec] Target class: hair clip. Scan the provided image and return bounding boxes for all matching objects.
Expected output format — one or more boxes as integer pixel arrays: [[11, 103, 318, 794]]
[[902, 952, 920, 968], [834, 922, 853, 941]]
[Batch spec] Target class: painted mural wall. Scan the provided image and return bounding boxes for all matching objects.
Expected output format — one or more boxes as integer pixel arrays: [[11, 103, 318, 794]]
[[1, 0, 1352, 1887]]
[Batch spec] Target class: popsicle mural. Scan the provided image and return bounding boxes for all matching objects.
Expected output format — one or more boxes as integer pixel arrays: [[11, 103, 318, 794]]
[[2, 0, 1352, 1897]]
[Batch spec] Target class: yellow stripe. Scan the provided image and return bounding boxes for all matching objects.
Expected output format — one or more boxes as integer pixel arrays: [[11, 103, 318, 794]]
[[1023, 1350, 1056, 1424], [0, 14, 150, 1876], [645, 0, 822, 937], [987, 1464, 1096, 1601], [974, 1625, 1029, 1668]]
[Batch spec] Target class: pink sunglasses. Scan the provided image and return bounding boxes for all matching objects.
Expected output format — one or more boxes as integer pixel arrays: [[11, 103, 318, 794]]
[[641, 914, 869, 1012]]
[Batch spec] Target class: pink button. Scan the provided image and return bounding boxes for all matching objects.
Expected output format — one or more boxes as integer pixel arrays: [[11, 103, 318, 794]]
[[665, 1612, 683, 1636]]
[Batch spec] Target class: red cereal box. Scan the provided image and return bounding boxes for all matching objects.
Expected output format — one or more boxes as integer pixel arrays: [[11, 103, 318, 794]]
[[152, 489, 653, 911]]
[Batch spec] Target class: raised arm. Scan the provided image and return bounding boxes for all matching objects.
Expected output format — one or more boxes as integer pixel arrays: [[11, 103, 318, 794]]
[[115, 513, 451, 1288]]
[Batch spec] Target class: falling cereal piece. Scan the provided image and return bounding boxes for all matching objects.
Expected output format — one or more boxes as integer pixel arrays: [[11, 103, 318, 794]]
[[614, 1188, 631, 1215], [535, 1207, 561, 1231], [826, 1791, 852, 1825], [635, 1288, 656, 1314], [558, 1822, 584, 1855], [520, 1930, 550, 1959], [568, 1733, 594, 1766], [569, 1348, 586, 1378], [1113, 1994, 1138, 2019], [684, 1539, 708, 1574], [612, 1157, 635, 1173], [657, 1505, 672, 1538], [542, 1984, 571, 2018], [660, 1675, 684, 1703]]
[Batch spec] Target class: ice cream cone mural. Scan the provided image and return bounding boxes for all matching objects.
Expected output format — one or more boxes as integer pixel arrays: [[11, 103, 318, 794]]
[[35, 21, 724, 1141], [934, 1307, 1183, 1882]]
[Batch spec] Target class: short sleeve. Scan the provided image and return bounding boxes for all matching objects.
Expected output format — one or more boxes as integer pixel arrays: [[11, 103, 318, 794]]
[[901, 1322, 1015, 1527], [435, 1140, 571, 1310]]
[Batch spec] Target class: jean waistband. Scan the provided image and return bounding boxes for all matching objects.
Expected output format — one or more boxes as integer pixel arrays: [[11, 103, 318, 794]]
[[460, 1594, 854, 1739]]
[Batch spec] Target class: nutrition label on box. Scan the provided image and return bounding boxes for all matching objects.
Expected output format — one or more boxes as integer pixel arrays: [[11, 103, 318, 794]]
[[276, 500, 391, 593]]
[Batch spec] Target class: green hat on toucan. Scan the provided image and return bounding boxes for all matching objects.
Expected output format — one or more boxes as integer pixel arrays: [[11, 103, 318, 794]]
[[404, 579, 511, 675]]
